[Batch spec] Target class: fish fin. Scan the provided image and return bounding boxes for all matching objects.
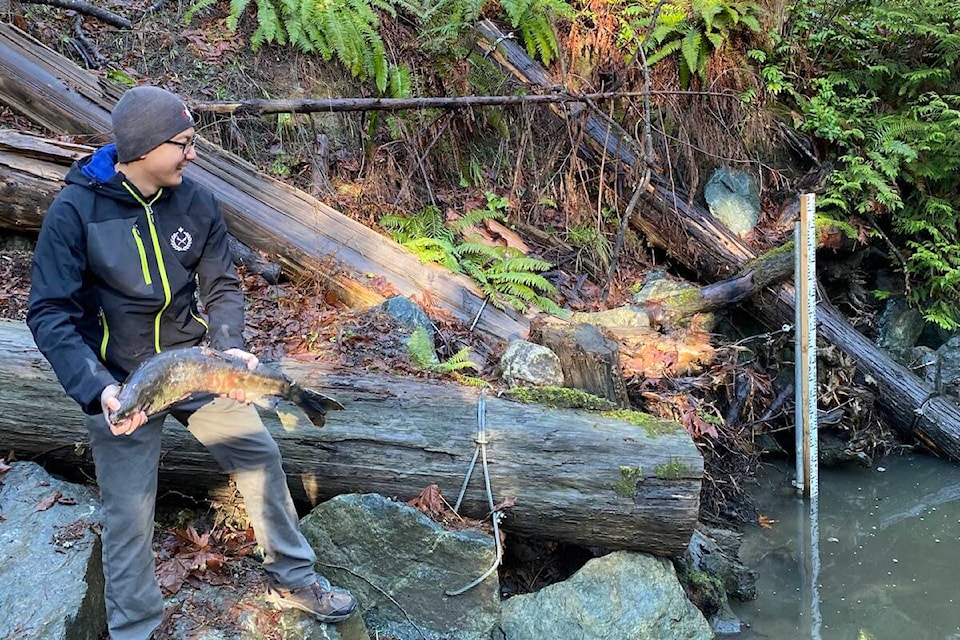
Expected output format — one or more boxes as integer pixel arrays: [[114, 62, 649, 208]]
[[276, 406, 303, 432], [291, 384, 344, 428]]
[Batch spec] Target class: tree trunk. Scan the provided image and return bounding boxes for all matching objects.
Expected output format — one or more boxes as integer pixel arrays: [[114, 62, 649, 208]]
[[0, 319, 701, 555], [474, 19, 960, 460], [0, 23, 527, 350], [529, 316, 630, 407]]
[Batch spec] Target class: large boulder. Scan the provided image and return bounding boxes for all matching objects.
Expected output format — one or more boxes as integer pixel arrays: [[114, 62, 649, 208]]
[[0, 461, 105, 640], [498, 551, 713, 640], [299, 493, 500, 640]]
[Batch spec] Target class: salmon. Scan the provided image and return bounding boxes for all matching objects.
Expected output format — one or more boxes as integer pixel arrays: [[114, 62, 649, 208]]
[[107, 346, 343, 427]]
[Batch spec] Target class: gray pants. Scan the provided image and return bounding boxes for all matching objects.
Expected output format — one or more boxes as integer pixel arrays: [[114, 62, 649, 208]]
[[86, 396, 318, 640]]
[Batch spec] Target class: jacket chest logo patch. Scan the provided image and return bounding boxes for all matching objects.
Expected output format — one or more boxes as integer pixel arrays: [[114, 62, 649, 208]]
[[170, 227, 193, 252]]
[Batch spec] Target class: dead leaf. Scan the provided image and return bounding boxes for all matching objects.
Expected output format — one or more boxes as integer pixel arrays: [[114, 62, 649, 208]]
[[758, 514, 777, 529], [34, 490, 62, 512]]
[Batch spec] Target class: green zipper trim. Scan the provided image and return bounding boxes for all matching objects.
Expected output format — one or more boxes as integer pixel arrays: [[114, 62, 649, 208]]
[[131, 225, 152, 285], [99, 309, 110, 360], [122, 182, 168, 353]]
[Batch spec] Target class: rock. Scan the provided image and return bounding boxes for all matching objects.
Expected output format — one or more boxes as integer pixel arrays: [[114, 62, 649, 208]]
[[0, 461, 105, 640], [909, 346, 938, 385], [498, 551, 713, 640], [499, 340, 564, 387], [936, 336, 960, 397], [676, 525, 757, 635], [299, 493, 500, 640], [704, 168, 760, 237], [876, 297, 924, 364], [380, 295, 436, 341]]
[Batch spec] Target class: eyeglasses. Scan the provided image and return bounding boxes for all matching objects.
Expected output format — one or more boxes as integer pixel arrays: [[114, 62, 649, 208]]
[[164, 136, 197, 156]]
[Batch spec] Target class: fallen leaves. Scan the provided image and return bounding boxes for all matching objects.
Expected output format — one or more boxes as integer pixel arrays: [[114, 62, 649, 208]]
[[33, 490, 77, 512], [406, 483, 515, 538], [155, 523, 258, 596]]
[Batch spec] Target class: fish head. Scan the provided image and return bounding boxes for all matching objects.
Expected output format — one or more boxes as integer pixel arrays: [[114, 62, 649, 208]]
[[107, 399, 149, 425]]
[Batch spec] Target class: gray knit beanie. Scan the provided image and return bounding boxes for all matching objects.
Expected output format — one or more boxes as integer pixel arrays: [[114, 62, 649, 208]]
[[111, 86, 196, 163]]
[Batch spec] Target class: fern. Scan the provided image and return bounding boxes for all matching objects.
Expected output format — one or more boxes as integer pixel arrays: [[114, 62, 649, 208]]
[[498, 0, 577, 66], [618, 0, 762, 86], [779, 0, 960, 327], [407, 326, 481, 378], [216, 0, 412, 96], [380, 194, 562, 315]]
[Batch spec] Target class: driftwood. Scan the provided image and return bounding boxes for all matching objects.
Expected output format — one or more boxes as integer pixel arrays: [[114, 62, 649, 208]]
[[474, 19, 960, 461], [0, 23, 527, 351], [0, 319, 701, 555]]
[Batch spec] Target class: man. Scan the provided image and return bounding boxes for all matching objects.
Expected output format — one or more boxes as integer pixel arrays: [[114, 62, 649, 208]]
[[27, 85, 356, 640]]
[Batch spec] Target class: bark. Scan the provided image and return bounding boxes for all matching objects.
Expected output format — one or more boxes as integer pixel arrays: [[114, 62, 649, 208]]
[[529, 316, 630, 407], [475, 19, 960, 460], [0, 24, 528, 351], [18, 0, 132, 28], [0, 319, 701, 555]]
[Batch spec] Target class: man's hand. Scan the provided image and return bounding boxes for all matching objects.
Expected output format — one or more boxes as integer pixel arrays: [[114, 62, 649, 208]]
[[223, 348, 259, 403], [101, 384, 147, 436]]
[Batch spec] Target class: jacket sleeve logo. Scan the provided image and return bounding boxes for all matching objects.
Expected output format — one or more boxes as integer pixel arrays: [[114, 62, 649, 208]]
[[170, 227, 193, 252]]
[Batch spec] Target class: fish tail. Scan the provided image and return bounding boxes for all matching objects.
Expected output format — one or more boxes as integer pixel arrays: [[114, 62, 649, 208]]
[[289, 383, 344, 428]]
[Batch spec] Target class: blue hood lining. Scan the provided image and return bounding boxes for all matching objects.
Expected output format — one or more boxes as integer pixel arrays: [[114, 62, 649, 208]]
[[81, 144, 119, 182]]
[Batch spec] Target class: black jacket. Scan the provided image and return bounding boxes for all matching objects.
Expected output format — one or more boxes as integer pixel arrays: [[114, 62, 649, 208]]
[[27, 144, 245, 415]]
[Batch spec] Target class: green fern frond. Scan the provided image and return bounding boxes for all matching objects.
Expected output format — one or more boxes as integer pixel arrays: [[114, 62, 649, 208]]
[[407, 326, 440, 369]]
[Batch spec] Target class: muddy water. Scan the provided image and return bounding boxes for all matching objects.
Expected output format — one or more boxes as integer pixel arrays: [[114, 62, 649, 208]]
[[731, 454, 960, 640]]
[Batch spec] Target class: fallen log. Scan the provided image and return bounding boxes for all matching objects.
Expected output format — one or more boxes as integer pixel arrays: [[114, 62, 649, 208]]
[[0, 23, 527, 349], [475, 19, 960, 460], [0, 319, 702, 555]]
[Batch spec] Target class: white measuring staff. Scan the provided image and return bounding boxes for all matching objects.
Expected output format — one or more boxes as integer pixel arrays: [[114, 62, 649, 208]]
[[794, 192, 818, 499]]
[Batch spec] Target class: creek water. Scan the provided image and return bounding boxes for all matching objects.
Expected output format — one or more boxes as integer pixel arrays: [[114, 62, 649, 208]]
[[730, 453, 960, 640]]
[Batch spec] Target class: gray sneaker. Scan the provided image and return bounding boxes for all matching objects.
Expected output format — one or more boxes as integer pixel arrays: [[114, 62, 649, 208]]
[[266, 577, 358, 623]]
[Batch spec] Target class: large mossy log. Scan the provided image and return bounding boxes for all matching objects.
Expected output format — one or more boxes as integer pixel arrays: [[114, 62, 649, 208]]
[[0, 320, 702, 555]]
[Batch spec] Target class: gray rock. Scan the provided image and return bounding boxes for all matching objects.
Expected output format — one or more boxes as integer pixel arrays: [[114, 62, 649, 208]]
[[704, 168, 760, 237], [909, 346, 939, 385], [499, 551, 713, 640], [299, 493, 500, 640], [0, 461, 105, 640], [876, 297, 924, 364], [936, 336, 960, 396], [499, 340, 564, 388], [380, 295, 436, 341]]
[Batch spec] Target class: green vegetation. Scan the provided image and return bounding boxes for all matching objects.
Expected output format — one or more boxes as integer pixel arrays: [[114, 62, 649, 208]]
[[381, 194, 562, 315], [613, 465, 644, 497], [617, 0, 763, 86], [503, 386, 616, 410], [602, 409, 683, 436], [759, 0, 960, 327], [654, 457, 693, 478]]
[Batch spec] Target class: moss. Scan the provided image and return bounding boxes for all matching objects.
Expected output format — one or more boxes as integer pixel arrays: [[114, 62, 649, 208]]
[[613, 465, 644, 497], [601, 409, 682, 436], [743, 240, 794, 272], [655, 457, 694, 479], [503, 386, 616, 410], [815, 214, 858, 241]]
